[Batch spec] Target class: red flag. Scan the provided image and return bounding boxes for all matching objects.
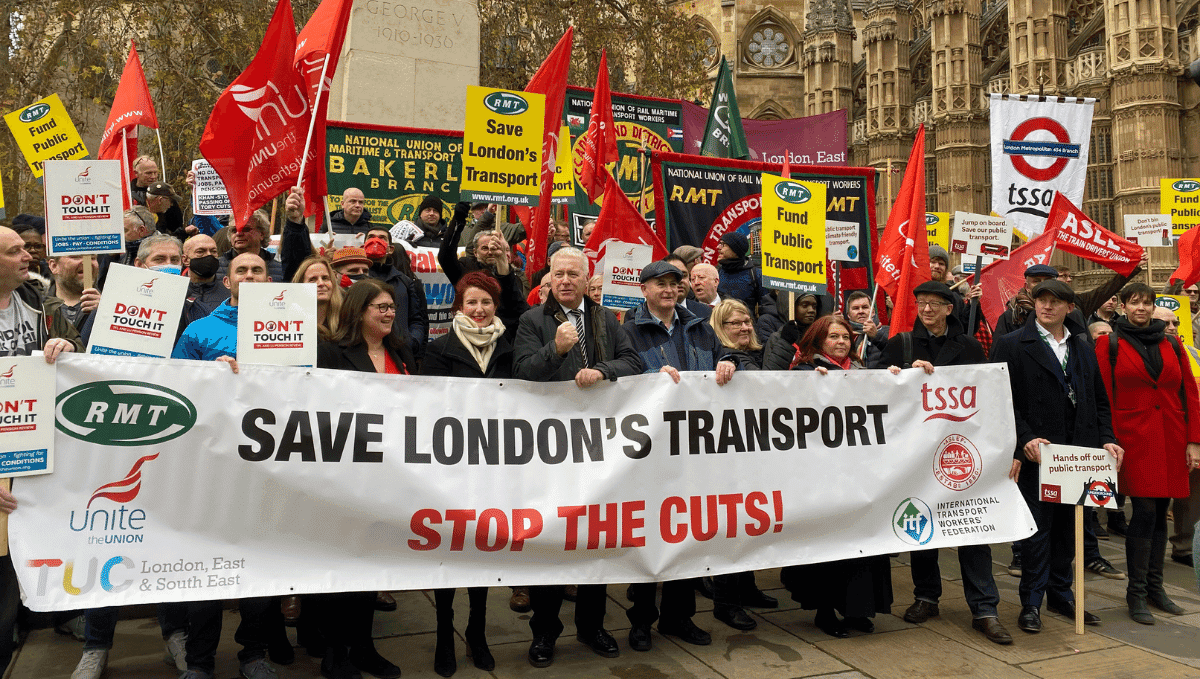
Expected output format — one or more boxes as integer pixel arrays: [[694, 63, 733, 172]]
[[1045, 192, 1144, 277], [524, 28, 574, 281], [978, 226, 1058, 329], [294, 0, 353, 218], [781, 153, 790, 178], [200, 0, 315, 229], [874, 125, 931, 338], [97, 41, 158, 165], [1171, 226, 1200, 287], [584, 170, 668, 274], [576, 50, 618, 204]]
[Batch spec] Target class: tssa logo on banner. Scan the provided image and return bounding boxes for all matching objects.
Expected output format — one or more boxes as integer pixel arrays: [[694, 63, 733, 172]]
[[55, 381, 196, 446], [920, 382, 977, 422]]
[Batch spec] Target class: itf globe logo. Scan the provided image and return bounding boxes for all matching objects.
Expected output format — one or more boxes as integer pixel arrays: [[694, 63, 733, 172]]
[[893, 497, 936, 546], [933, 434, 982, 491]]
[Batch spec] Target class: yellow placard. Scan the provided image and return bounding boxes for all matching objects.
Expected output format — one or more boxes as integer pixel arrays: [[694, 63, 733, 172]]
[[551, 126, 573, 204], [1155, 294, 1194, 347], [760, 173, 826, 294], [460, 86, 545, 206], [0, 169, 5, 219], [3, 94, 88, 178], [925, 212, 950, 252], [1160, 178, 1200, 236]]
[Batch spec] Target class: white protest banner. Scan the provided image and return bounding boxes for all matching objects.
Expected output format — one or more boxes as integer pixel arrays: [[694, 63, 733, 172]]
[[236, 283, 317, 366], [400, 243, 455, 341], [190, 159, 231, 217], [1122, 214, 1173, 247], [990, 94, 1094, 237], [1038, 443, 1118, 508], [601, 242, 652, 309], [11, 356, 1035, 611], [826, 219, 861, 262], [951, 212, 1012, 259], [87, 264, 189, 357], [0, 358, 55, 478], [43, 159, 124, 256]]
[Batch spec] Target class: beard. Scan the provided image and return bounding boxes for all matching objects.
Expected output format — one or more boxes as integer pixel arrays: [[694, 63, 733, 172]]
[[58, 274, 84, 297]]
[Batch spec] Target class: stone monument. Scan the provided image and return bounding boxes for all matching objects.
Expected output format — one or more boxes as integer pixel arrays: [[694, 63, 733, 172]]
[[327, 0, 479, 129]]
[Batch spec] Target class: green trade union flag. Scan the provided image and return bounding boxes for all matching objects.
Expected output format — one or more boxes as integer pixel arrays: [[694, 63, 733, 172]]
[[700, 56, 749, 160]]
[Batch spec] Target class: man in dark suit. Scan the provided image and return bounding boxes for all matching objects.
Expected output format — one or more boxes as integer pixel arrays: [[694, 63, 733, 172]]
[[879, 281, 1013, 645], [991, 279, 1125, 633], [513, 246, 643, 667]]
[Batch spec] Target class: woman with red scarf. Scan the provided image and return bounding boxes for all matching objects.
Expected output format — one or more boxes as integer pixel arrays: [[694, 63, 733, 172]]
[[779, 316, 892, 637]]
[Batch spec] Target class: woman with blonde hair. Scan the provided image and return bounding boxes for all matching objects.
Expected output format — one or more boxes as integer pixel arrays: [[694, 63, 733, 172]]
[[710, 299, 763, 369], [292, 256, 343, 340]]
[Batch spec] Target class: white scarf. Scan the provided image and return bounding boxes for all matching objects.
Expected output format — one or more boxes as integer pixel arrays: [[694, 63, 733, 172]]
[[452, 312, 506, 373]]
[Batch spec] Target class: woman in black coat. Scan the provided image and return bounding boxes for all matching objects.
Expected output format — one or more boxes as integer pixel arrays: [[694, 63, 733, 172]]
[[418, 271, 508, 675], [311, 279, 411, 679]]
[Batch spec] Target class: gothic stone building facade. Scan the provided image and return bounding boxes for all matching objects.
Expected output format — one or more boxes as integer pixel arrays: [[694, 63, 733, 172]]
[[688, 0, 1200, 288]]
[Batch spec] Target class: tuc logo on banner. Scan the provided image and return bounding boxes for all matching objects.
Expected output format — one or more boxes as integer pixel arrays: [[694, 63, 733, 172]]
[[989, 93, 1094, 238]]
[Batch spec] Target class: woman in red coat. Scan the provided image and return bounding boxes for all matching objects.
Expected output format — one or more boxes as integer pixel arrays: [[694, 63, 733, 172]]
[[1098, 283, 1200, 625]]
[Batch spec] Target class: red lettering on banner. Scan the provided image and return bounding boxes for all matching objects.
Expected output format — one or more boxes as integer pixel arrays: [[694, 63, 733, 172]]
[[745, 491, 770, 535], [408, 509, 442, 550], [660, 491, 784, 542], [407, 508, 544, 552], [445, 509, 476, 551], [660, 497, 688, 544], [475, 508, 508, 552], [622, 501, 646, 547], [511, 508, 543, 552], [558, 505, 586, 550]]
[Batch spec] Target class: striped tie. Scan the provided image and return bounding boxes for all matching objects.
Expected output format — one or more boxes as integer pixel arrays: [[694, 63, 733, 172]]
[[570, 308, 589, 367]]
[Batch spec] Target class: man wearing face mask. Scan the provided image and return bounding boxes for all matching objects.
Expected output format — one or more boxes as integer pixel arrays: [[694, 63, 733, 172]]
[[214, 210, 285, 282], [183, 234, 230, 317]]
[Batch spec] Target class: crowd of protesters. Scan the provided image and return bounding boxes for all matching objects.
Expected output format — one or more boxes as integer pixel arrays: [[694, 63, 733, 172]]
[[0, 167, 1198, 678]]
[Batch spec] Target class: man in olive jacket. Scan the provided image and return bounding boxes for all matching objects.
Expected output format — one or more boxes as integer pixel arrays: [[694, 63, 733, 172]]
[[512, 247, 642, 667]]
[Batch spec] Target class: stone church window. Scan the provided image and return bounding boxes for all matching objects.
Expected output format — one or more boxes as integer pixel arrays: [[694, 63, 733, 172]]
[[747, 25, 793, 68]]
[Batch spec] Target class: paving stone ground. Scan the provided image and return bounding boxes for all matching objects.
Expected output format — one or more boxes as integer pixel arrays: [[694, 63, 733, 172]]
[[7, 527, 1199, 679]]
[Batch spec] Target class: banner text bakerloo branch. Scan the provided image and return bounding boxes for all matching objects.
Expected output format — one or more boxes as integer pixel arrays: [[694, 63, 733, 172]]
[[11, 356, 1035, 611]]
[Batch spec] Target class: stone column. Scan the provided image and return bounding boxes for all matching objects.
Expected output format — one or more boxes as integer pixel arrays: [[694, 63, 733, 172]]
[[802, 0, 856, 117], [929, 0, 989, 214], [862, 0, 915, 224], [1007, 0, 1070, 94]]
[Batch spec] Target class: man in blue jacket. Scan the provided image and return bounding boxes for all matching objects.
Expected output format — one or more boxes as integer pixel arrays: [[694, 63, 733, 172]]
[[622, 260, 736, 650], [173, 252, 267, 363]]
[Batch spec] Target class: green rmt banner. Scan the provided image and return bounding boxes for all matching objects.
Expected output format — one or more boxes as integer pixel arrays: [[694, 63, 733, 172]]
[[700, 56, 749, 160]]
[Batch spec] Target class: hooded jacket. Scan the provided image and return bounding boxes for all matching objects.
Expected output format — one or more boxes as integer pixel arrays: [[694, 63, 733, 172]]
[[327, 207, 373, 235], [717, 257, 777, 320], [172, 300, 238, 361], [215, 248, 285, 283]]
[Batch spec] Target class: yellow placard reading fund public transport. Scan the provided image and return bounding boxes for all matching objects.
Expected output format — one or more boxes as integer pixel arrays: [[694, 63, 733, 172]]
[[4, 94, 88, 178], [1161, 178, 1200, 237], [761, 173, 826, 295], [460, 86, 545, 206]]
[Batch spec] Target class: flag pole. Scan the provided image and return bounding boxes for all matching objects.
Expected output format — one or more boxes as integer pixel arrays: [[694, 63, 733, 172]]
[[155, 128, 166, 177], [121, 129, 134, 206], [297, 55, 331, 189]]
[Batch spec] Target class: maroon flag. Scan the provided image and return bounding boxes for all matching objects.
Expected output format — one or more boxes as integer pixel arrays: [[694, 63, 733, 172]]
[[199, 0, 315, 228], [584, 170, 668, 274], [874, 125, 930, 337], [979, 226, 1058, 329], [1045, 192, 1143, 277], [576, 50, 617, 204], [524, 28, 574, 281], [293, 0, 353, 218]]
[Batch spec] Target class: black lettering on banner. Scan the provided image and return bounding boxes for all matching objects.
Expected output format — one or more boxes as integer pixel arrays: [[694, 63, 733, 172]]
[[405, 415, 427, 463], [504, 419, 533, 464], [867, 405, 888, 443], [745, 409, 770, 451], [239, 409, 275, 461], [353, 413, 384, 463], [537, 419, 568, 464], [771, 408, 794, 449], [718, 410, 746, 453], [796, 408, 819, 448], [433, 417, 463, 464], [571, 419, 603, 463], [663, 411, 686, 455], [468, 419, 498, 464], [689, 410, 715, 454], [277, 411, 315, 461], [844, 406, 868, 445], [317, 412, 355, 462], [621, 414, 651, 459], [821, 407, 843, 448]]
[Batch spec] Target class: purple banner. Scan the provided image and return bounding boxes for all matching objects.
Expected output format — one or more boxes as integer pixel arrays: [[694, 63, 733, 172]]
[[681, 103, 847, 166]]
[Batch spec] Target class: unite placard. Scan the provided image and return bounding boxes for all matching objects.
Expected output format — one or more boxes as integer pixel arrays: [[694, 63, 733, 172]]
[[87, 264, 190, 358], [760, 174, 826, 294], [42, 160, 125, 256], [3, 94, 89, 178], [0, 357, 56, 478], [236, 283, 318, 367], [459, 86, 545, 206]]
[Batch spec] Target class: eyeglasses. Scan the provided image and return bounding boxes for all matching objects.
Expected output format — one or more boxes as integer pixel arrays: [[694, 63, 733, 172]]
[[368, 303, 397, 314], [1188, 290, 1200, 297], [722, 319, 753, 327], [916, 300, 950, 309]]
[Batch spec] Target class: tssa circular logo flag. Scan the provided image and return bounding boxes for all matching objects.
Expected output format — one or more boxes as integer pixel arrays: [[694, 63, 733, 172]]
[[892, 497, 935, 546], [56, 381, 197, 446], [483, 92, 529, 116]]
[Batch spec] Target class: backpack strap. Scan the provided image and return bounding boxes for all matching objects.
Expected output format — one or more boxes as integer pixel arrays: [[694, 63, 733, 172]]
[[1106, 333, 1119, 403], [900, 332, 914, 369]]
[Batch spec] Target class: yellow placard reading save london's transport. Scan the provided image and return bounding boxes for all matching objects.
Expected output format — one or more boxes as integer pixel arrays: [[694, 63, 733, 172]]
[[761, 173, 827, 294], [551, 126, 573, 204], [460, 86, 545, 206], [4, 94, 88, 178], [1161, 178, 1200, 237]]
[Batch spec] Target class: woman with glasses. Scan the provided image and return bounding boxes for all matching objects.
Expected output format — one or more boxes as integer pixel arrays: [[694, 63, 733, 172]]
[[311, 278, 411, 679], [710, 299, 763, 369], [1098, 283, 1200, 625]]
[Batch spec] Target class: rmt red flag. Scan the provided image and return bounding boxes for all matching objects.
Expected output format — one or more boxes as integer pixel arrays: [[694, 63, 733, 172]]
[[293, 0, 353, 219], [874, 125, 931, 338], [1045, 192, 1143, 277], [200, 0, 315, 229], [584, 170, 668, 274], [576, 49, 617, 204], [524, 27, 573, 282]]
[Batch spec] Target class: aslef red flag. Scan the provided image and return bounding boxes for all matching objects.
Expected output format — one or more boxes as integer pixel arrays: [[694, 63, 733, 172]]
[[524, 27, 574, 282], [1045, 192, 1144, 277], [200, 0, 316, 229], [576, 50, 618, 204], [874, 125, 931, 338], [979, 225, 1058, 329], [294, 0, 354, 218], [584, 170, 668, 274], [1170, 226, 1200, 288]]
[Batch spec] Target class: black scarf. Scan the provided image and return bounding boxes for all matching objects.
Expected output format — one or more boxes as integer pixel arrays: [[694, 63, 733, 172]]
[[1113, 317, 1167, 380]]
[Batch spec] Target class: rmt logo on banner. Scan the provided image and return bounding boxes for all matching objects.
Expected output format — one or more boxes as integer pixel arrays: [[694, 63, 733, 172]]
[[1002, 117, 1080, 220]]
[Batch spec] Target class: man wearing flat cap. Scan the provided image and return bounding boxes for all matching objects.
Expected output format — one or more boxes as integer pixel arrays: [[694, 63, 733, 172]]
[[994, 256, 1144, 339], [991, 279, 1124, 633], [145, 180, 188, 241], [880, 280, 1014, 646]]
